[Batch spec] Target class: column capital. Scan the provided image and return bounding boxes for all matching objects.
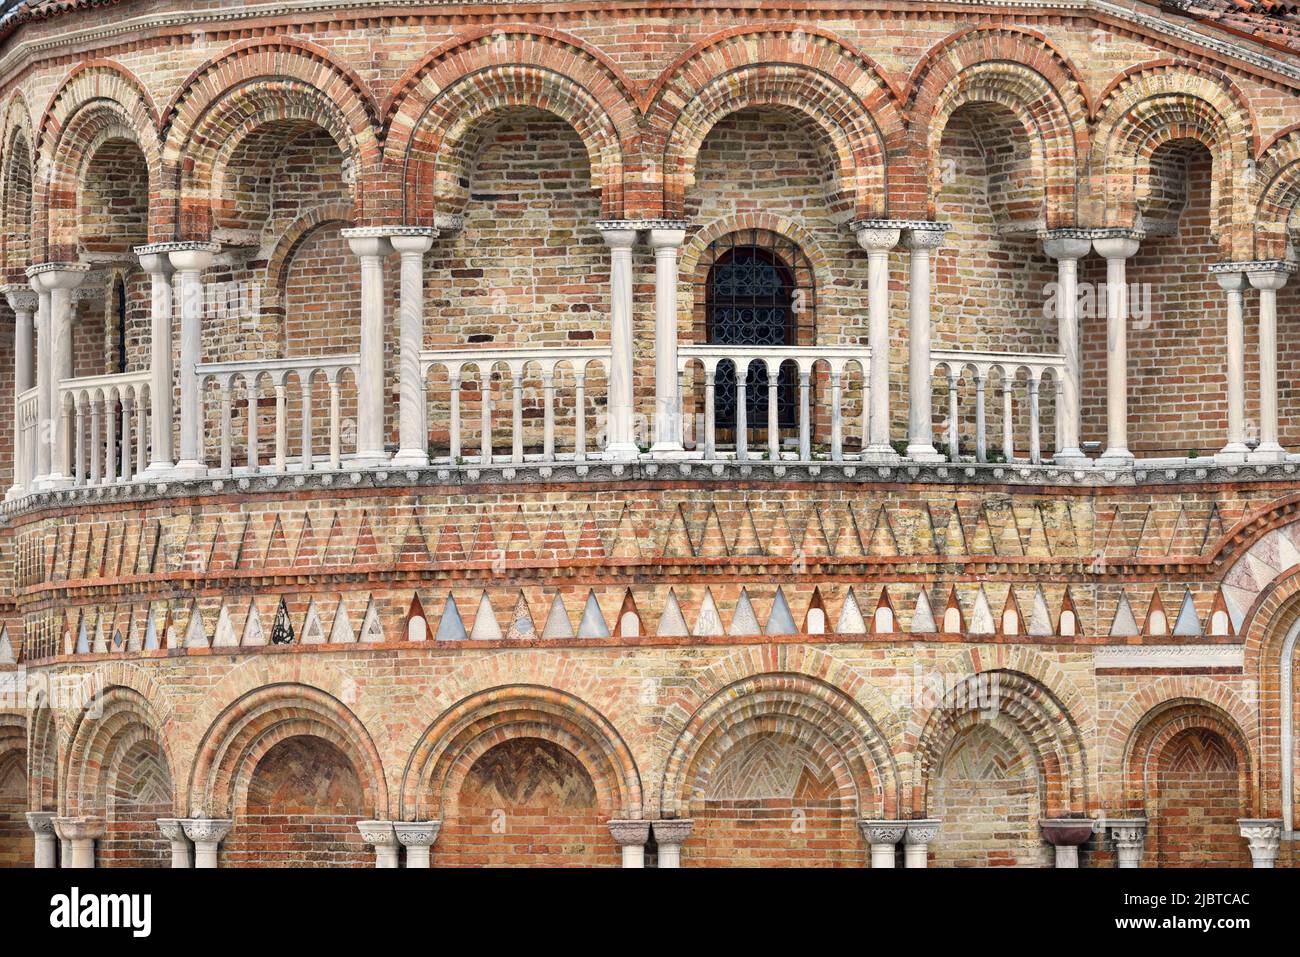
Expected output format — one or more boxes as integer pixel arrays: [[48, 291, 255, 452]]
[[593, 221, 639, 248], [52, 815, 104, 841], [852, 222, 901, 252], [341, 227, 395, 258], [358, 820, 398, 847], [648, 222, 688, 248], [1244, 260, 1298, 289], [1040, 818, 1095, 847], [26, 261, 90, 290], [857, 819, 908, 845], [181, 817, 233, 844], [393, 820, 441, 848], [651, 819, 694, 845], [25, 810, 56, 835], [389, 227, 438, 255], [903, 818, 941, 844], [1039, 229, 1093, 261], [901, 222, 950, 250], [1209, 262, 1250, 290], [3, 284, 38, 312], [164, 242, 220, 273], [156, 817, 187, 843], [1090, 228, 1144, 259], [1238, 818, 1283, 867], [606, 818, 650, 846]]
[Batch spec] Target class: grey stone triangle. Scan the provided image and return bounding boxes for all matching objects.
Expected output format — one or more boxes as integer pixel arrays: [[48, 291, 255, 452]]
[[729, 589, 760, 636], [242, 602, 267, 646], [184, 602, 208, 648], [506, 592, 536, 640], [359, 597, 385, 643], [836, 588, 867, 634], [577, 590, 609, 638], [301, 599, 326, 644], [656, 589, 689, 637], [75, 612, 89, 654], [143, 608, 159, 650], [693, 589, 724, 636], [470, 592, 502, 641], [92, 610, 108, 654], [765, 587, 797, 635], [542, 593, 574, 640], [0, 627, 13, 664], [911, 590, 937, 634], [1110, 591, 1140, 638], [1028, 586, 1053, 636], [1173, 589, 1203, 636], [213, 603, 238, 647], [970, 587, 995, 635], [434, 594, 467, 641], [328, 597, 355, 644]]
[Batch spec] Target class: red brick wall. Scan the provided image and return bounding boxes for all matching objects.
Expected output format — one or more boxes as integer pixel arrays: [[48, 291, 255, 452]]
[[1153, 728, 1250, 868], [98, 739, 173, 868], [435, 738, 619, 867], [224, 735, 370, 868], [0, 750, 31, 868]]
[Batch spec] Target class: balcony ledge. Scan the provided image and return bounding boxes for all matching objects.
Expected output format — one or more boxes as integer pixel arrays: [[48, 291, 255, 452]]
[[3, 455, 1299, 519]]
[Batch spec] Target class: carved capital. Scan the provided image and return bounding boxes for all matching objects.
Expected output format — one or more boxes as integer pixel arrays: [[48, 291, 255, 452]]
[[393, 820, 441, 848], [181, 817, 233, 844], [858, 819, 908, 845], [904, 819, 941, 845], [156, 818, 188, 843], [26, 811, 56, 835], [607, 819, 651, 847], [1040, 818, 1095, 847], [651, 819, 694, 846]]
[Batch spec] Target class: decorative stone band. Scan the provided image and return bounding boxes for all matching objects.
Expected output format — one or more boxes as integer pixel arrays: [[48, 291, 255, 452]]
[[1037, 227, 1146, 242], [850, 219, 950, 234], [338, 226, 440, 241], [25, 261, 91, 280], [1093, 644, 1244, 669], [1238, 818, 1283, 869], [592, 219, 690, 233]]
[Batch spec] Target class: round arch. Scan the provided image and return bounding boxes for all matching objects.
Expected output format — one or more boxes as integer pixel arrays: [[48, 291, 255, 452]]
[[62, 685, 177, 817]]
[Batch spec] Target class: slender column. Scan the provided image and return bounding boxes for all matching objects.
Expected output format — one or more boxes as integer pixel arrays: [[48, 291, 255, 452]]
[[5, 287, 36, 496], [157, 818, 193, 868], [652, 819, 694, 868], [649, 224, 687, 455], [342, 231, 394, 465], [31, 280, 51, 482], [596, 224, 639, 460], [903, 819, 940, 868], [1092, 233, 1142, 465], [1238, 818, 1283, 868], [53, 816, 104, 868], [28, 263, 89, 486], [974, 373, 987, 462], [1247, 262, 1296, 462], [167, 244, 218, 475], [1210, 265, 1250, 461], [391, 230, 437, 467], [607, 819, 650, 868], [26, 811, 56, 868], [1107, 819, 1147, 869], [854, 224, 902, 461], [1041, 234, 1091, 463], [357, 820, 400, 868], [858, 819, 907, 868], [135, 248, 176, 474], [1040, 818, 1094, 869], [181, 817, 232, 868], [394, 821, 441, 868], [904, 225, 947, 462]]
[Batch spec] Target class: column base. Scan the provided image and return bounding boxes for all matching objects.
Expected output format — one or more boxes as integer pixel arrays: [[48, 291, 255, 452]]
[[905, 444, 945, 463], [5, 485, 26, 501], [860, 445, 901, 464], [350, 452, 393, 468], [1249, 444, 1288, 464], [602, 443, 641, 462], [390, 450, 431, 468], [170, 460, 208, 479], [1214, 444, 1250, 464], [648, 442, 687, 457], [1097, 448, 1134, 467], [1052, 449, 1089, 467]]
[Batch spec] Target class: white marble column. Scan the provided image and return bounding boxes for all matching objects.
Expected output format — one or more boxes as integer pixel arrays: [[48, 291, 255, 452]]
[[903, 225, 947, 462], [649, 223, 687, 455], [29, 277, 51, 484], [25, 811, 56, 868], [5, 286, 36, 496], [157, 818, 192, 868], [1107, 818, 1147, 868], [1041, 233, 1092, 464], [390, 230, 437, 467], [854, 223, 902, 462], [1040, 818, 1094, 868], [858, 819, 907, 868], [651, 819, 693, 868], [1238, 818, 1283, 868], [135, 246, 176, 474], [607, 819, 650, 868], [342, 230, 394, 466], [394, 821, 441, 868], [1208, 266, 1251, 462], [596, 224, 639, 460], [167, 244, 218, 476], [27, 262, 89, 487], [181, 817, 232, 869], [357, 820, 401, 868], [1247, 262, 1296, 462], [1092, 233, 1141, 466], [903, 819, 940, 868], [53, 816, 103, 868]]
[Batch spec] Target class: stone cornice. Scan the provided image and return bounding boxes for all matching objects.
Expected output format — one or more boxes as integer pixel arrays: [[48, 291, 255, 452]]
[[24, 261, 88, 278], [132, 241, 220, 257]]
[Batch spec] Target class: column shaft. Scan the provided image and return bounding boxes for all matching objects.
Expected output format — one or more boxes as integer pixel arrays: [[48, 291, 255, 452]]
[[345, 233, 393, 464], [600, 227, 638, 460], [137, 250, 176, 472], [904, 228, 945, 462], [391, 233, 436, 467], [1214, 268, 1249, 461], [650, 226, 686, 454]]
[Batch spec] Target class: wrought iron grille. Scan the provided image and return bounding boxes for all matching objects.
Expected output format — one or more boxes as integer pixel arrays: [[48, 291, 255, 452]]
[[704, 238, 806, 434]]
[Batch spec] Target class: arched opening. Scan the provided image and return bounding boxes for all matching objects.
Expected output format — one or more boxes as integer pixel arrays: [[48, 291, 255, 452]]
[[930, 721, 1048, 867], [1153, 727, 1249, 867], [437, 736, 613, 867], [227, 735, 368, 868], [0, 733, 29, 867], [935, 102, 1055, 460], [99, 739, 173, 868]]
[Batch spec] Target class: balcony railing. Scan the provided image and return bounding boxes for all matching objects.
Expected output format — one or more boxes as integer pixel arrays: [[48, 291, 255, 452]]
[[420, 346, 611, 464], [197, 354, 359, 473], [931, 350, 1066, 465], [60, 371, 150, 487], [11, 386, 37, 493]]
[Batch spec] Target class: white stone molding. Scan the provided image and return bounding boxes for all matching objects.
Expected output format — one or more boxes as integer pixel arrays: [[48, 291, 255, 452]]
[[357, 819, 401, 868], [181, 817, 233, 868]]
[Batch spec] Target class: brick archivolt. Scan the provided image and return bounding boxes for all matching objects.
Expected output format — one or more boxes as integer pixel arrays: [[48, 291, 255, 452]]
[[62, 685, 174, 817], [0, 22, 1295, 241]]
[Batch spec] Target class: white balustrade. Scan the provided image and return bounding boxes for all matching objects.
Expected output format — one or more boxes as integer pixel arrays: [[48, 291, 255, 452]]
[[678, 345, 871, 461], [197, 355, 358, 474], [930, 350, 1065, 465], [420, 347, 611, 465], [58, 372, 150, 489], [13, 387, 38, 494]]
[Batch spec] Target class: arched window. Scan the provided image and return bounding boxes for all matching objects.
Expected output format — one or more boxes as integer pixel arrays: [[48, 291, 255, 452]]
[[114, 277, 128, 374], [705, 240, 803, 434]]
